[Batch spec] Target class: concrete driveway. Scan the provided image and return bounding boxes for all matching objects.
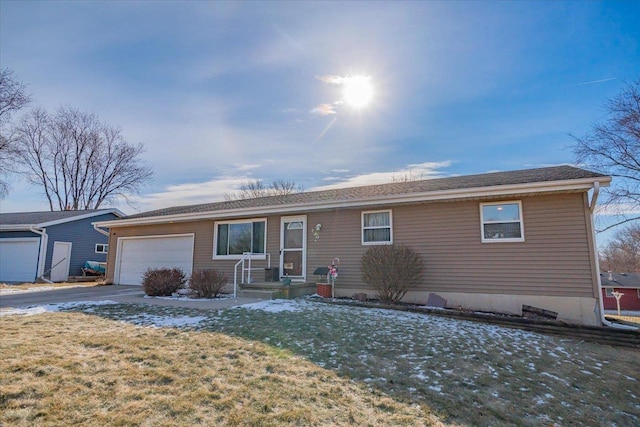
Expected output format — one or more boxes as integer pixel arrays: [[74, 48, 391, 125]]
[[0, 285, 264, 310]]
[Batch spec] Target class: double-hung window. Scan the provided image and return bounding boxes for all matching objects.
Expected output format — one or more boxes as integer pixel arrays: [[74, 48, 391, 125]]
[[480, 201, 524, 242], [362, 210, 393, 245], [214, 218, 266, 258]]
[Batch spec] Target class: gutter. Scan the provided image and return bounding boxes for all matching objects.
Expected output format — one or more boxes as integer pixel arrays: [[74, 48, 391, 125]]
[[29, 225, 52, 284], [93, 223, 110, 237], [588, 182, 635, 330]]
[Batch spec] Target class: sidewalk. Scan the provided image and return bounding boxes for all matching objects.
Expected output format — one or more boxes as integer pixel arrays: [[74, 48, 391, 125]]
[[0, 284, 265, 310]]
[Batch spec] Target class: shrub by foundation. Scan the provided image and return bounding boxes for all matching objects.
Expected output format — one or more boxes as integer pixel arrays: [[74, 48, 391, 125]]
[[189, 268, 227, 298], [142, 267, 187, 296], [360, 244, 424, 304]]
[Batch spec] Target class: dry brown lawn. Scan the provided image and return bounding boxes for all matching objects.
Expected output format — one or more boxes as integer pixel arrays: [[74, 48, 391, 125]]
[[0, 312, 443, 426]]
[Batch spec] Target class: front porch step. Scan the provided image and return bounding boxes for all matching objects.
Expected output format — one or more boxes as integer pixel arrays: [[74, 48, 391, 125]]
[[237, 281, 317, 299], [237, 289, 280, 299]]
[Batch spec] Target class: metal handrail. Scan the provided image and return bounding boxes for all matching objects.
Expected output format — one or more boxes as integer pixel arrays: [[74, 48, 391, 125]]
[[233, 252, 271, 297]]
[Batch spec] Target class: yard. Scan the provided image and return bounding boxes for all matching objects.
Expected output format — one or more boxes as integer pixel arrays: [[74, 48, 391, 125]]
[[1, 298, 638, 426]]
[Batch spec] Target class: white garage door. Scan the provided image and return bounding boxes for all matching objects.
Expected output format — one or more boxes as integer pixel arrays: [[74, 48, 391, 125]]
[[0, 238, 41, 283], [116, 234, 194, 285]]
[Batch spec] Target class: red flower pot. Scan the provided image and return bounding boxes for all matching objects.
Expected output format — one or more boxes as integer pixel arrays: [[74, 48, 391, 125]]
[[316, 283, 333, 298]]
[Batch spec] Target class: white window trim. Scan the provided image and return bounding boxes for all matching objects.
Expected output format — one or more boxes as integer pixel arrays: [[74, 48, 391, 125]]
[[361, 209, 393, 245], [213, 218, 267, 259], [95, 243, 108, 254], [605, 288, 614, 298], [480, 201, 525, 243]]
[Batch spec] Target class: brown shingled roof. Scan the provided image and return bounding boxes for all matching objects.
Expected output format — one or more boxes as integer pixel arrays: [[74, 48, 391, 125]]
[[124, 165, 607, 220]]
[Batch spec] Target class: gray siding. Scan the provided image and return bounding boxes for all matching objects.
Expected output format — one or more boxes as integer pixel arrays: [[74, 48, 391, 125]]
[[45, 212, 117, 276], [106, 193, 597, 298]]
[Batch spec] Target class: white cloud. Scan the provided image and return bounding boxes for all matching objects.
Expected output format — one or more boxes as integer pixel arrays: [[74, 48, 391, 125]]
[[318, 75, 348, 85], [311, 161, 452, 190], [234, 163, 261, 171], [310, 103, 338, 116], [135, 175, 249, 211]]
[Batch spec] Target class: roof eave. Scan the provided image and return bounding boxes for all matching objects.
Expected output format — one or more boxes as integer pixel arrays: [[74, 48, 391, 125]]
[[0, 224, 37, 231], [38, 208, 126, 227], [94, 176, 610, 228]]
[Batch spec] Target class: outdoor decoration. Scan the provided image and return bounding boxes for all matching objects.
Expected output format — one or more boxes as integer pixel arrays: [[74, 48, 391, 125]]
[[311, 223, 322, 241]]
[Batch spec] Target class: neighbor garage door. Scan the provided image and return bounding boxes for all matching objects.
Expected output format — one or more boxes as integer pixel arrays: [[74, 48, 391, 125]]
[[116, 234, 194, 285], [0, 238, 41, 283]]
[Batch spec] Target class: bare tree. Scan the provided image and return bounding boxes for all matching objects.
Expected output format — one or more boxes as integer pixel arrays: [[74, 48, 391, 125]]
[[600, 222, 640, 273], [573, 79, 640, 232], [0, 68, 31, 197], [14, 106, 152, 210], [224, 179, 304, 200]]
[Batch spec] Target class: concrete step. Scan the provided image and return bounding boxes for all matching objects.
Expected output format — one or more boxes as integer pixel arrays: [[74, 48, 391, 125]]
[[237, 289, 278, 299]]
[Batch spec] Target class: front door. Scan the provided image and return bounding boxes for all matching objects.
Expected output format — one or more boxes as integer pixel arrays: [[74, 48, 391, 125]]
[[280, 216, 306, 281]]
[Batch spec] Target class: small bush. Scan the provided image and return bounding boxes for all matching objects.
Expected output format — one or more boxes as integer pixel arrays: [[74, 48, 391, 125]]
[[360, 244, 424, 304], [142, 267, 187, 296], [189, 268, 227, 299]]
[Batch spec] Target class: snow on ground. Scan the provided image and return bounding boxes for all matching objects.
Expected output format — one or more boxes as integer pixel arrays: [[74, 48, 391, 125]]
[[237, 299, 307, 313], [3, 297, 637, 425], [0, 300, 119, 316]]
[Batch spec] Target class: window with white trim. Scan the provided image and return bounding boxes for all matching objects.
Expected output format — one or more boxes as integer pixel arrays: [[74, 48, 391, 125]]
[[95, 244, 108, 254], [362, 210, 393, 245], [480, 201, 524, 242], [605, 288, 614, 298], [214, 219, 266, 258]]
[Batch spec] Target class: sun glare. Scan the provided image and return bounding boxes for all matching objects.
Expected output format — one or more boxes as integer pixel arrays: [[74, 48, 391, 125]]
[[343, 75, 374, 109]]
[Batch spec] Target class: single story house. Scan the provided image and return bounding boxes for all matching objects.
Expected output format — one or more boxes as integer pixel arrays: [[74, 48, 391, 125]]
[[0, 209, 123, 283], [600, 272, 640, 311], [95, 165, 610, 326]]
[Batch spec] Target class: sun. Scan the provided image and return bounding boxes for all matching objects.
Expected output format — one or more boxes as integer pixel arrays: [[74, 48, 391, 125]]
[[343, 75, 374, 109]]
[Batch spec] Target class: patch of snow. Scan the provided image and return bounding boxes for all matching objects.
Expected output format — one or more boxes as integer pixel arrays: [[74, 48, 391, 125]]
[[428, 385, 442, 392], [0, 300, 119, 316], [144, 294, 232, 301], [541, 372, 570, 386], [120, 313, 207, 328], [237, 299, 307, 313]]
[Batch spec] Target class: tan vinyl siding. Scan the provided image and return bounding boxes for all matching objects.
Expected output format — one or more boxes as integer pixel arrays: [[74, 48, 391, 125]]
[[304, 193, 595, 298], [106, 193, 596, 298]]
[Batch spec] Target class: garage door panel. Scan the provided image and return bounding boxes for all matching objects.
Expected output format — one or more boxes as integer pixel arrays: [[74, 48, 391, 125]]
[[0, 238, 40, 283], [117, 235, 194, 285]]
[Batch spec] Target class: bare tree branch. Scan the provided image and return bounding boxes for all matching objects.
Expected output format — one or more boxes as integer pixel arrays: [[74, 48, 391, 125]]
[[599, 222, 640, 272], [224, 179, 304, 200], [0, 68, 31, 197], [573, 78, 640, 232], [13, 106, 152, 210]]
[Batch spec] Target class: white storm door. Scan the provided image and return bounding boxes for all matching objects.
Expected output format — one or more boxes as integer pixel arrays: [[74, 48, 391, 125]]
[[51, 241, 72, 282], [280, 216, 306, 281]]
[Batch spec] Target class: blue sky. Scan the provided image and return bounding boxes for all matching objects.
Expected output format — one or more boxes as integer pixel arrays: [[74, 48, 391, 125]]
[[1, 1, 639, 243]]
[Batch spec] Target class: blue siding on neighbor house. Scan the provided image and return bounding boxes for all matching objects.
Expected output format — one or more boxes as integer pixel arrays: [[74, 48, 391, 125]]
[[43, 212, 118, 276], [0, 231, 40, 239]]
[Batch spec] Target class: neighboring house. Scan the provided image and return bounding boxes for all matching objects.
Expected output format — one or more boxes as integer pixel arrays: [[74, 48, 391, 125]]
[[0, 209, 123, 283], [95, 165, 610, 326], [600, 272, 640, 311]]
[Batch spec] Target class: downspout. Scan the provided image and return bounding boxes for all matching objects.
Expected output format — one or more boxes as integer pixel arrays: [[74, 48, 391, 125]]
[[589, 183, 635, 329], [29, 225, 52, 284]]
